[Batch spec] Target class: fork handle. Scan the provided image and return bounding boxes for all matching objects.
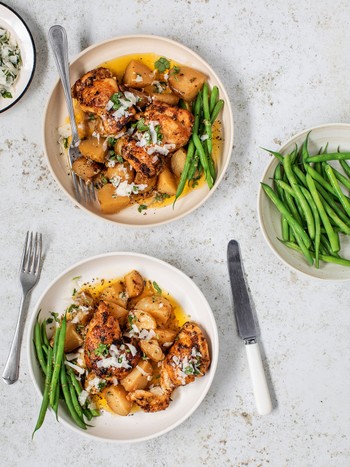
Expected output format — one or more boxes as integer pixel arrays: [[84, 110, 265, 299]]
[[2, 293, 29, 385], [48, 25, 79, 145]]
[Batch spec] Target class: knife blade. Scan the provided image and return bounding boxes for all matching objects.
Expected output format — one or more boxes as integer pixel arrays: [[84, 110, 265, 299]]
[[227, 239, 272, 415]]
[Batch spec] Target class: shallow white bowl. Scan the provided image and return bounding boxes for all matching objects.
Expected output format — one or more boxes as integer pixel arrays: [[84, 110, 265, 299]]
[[258, 123, 350, 280], [43, 34, 234, 227], [27, 252, 219, 442], [0, 3, 35, 113]]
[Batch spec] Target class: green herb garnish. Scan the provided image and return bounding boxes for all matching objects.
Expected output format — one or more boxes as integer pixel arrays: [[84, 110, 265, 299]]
[[117, 155, 124, 163], [107, 137, 117, 148], [72, 275, 81, 281], [94, 343, 109, 357], [155, 57, 170, 73], [138, 204, 147, 213], [152, 281, 162, 294]]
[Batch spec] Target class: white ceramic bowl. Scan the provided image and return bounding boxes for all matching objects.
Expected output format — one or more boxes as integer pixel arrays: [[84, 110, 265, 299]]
[[27, 252, 219, 442], [0, 3, 36, 113], [43, 34, 234, 227], [258, 123, 350, 280]]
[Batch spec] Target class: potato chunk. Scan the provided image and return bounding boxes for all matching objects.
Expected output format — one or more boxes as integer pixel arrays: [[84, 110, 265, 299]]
[[139, 339, 164, 362], [97, 184, 130, 214], [103, 385, 132, 416], [125, 270, 144, 298], [135, 295, 172, 325], [64, 322, 83, 353], [168, 66, 207, 101], [120, 360, 153, 392], [143, 84, 179, 105], [79, 136, 107, 163], [154, 328, 177, 345], [100, 282, 128, 307], [130, 310, 157, 330], [171, 148, 187, 178], [103, 301, 129, 326], [123, 60, 153, 89], [72, 157, 100, 182], [157, 166, 177, 196]]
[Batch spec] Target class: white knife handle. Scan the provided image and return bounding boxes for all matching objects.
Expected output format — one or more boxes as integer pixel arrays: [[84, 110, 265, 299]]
[[245, 342, 272, 415]]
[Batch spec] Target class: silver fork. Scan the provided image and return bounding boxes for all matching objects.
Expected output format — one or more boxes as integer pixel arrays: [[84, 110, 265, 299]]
[[48, 25, 96, 205], [2, 232, 43, 385]]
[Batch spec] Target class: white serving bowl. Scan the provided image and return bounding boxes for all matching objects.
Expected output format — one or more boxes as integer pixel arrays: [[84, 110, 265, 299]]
[[43, 34, 233, 227], [0, 3, 36, 113], [258, 123, 350, 280], [27, 252, 219, 442]]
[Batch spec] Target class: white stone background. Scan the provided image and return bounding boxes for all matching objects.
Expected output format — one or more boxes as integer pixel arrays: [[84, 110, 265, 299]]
[[1, 0, 350, 465]]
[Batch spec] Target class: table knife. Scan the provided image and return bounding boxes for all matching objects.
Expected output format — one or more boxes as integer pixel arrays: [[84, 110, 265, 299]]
[[227, 239, 272, 415]]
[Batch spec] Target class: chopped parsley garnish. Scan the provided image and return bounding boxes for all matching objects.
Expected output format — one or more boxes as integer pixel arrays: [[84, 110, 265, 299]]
[[155, 124, 163, 142], [109, 150, 115, 157], [135, 118, 149, 132], [66, 304, 79, 314], [110, 92, 123, 110], [98, 380, 107, 391], [63, 137, 69, 149], [171, 65, 180, 75], [117, 155, 124, 163], [128, 314, 134, 326], [72, 275, 81, 281], [152, 281, 162, 294], [155, 57, 170, 73], [88, 113, 95, 121], [101, 175, 108, 185], [138, 204, 147, 213], [155, 193, 170, 202], [72, 288, 77, 296], [107, 137, 117, 148], [1, 90, 12, 98], [94, 343, 109, 357], [49, 311, 59, 323]]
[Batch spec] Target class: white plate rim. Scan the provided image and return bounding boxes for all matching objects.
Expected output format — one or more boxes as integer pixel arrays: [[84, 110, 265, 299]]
[[27, 251, 219, 442], [42, 34, 234, 228], [258, 122, 350, 281], [0, 2, 36, 113]]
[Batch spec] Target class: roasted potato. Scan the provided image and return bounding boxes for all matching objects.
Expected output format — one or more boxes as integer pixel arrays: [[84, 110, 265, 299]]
[[157, 166, 177, 196], [125, 270, 144, 298], [103, 385, 133, 416], [100, 282, 128, 307], [123, 60, 153, 89], [79, 136, 107, 163], [170, 148, 187, 178], [168, 66, 207, 101], [155, 328, 177, 345], [72, 157, 100, 182], [64, 322, 84, 353], [135, 295, 172, 325], [97, 184, 130, 214], [103, 301, 129, 326], [143, 84, 179, 105], [130, 310, 157, 330], [106, 163, 134, 184], [134, 172, 157, 193], [120, 360, 153, 392], [139, 339, 165, 362]]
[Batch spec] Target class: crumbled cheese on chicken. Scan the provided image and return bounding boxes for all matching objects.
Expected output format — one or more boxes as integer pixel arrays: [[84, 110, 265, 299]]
[[146, 144, 175, 156], [114, 181, 147, 197], [136, 365, 151, 377], [96, 344, 132, 370], [65, 360, 85, 375]]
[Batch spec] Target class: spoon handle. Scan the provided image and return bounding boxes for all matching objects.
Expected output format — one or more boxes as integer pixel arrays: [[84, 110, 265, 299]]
[[48, 25, 79, 145]]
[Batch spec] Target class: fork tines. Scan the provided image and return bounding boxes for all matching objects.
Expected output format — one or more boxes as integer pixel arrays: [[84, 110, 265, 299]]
[[21, 232, 42, 274]]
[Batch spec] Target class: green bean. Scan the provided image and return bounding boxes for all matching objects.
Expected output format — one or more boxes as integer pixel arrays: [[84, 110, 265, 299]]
[[330, 165, 350, 191], [320, 234, 340, 257], [339, 159, 350, 178], [300, 186, 321, 268], [306, 173, 340, 253], [68, 377, 84, 420], [324, 163, 350, 218], [173, 139, 195, 203], [274, 165, 289, 241], [83, 408, 93, 421], [34, 319, 47, 375], [49, 317, 67, 408], [306, 165, 335, 196], [209, 86, 219, 113], [210, 99, 224, 124], [60, 365, 87, 430], [314, 181, 350, 225], [187, 153, 199, 181], [179, 99, 190, 111], [293, 166, 307, 187], [193, 133, 214, 188], [284, 188, 303, 226], [32, 346, 53, 437], [284, 153, 315, 239], [305, 152, 350, 163], [261, 183, 311, 248], [202, 83, 215, 179], [194, 90, 202, 117], [301, 131, 311, 170], [281, 241, 350, 266], [320, 195, 350, 234], [41, 320, 50, 347], [314, 162, 322, 175]]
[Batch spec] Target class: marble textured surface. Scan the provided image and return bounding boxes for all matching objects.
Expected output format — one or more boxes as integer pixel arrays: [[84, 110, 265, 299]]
[[1, 0, 350, 465]]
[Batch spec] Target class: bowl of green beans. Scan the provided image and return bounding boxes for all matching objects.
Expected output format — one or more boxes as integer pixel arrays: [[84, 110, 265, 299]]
[[258, 123, 350, 280]]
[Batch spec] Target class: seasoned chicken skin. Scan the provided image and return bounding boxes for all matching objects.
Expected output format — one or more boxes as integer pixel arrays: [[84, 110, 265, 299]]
[[72, 67, 135, 135], [128, 322, 210, 412], [118, 137, 162, 178], [84, 301, 140, 379], [141, 102, 194, 150]]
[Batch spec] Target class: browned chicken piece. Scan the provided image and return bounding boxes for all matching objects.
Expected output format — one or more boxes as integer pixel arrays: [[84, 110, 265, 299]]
[[84, 301, 140, 379], [141, 102, 194, 150], [162, 322, 210, 387], [72, 67, 136, 135], [118, 137, 162, 178], [128, 322, 210, 412]]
